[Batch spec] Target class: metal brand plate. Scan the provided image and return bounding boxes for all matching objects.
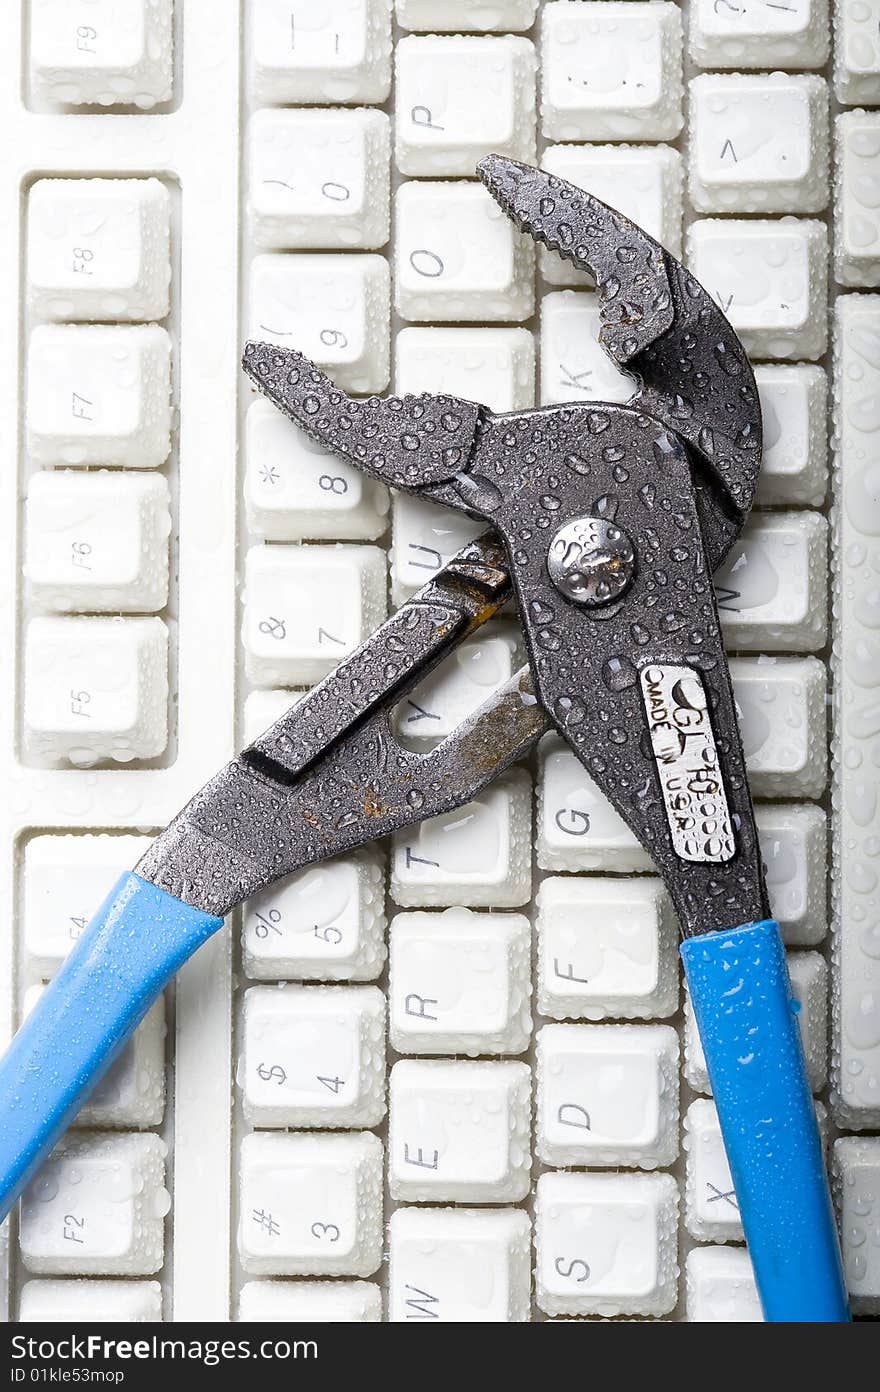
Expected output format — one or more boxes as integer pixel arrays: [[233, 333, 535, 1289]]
[[639, 663, 736, 865]]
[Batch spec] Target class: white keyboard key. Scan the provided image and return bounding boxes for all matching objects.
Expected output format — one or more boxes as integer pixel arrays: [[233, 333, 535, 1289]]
[[755, 803, 827, 947], [22, 833, 153, 976], [754, 364, 828, 506], [390, 493, 484, 604], [243, 688, 300, 746], [833, 1137, 880, 1314], [20, 1134, 168, 1276], [244, 399, 389, 542], [395, 326, 535, 412], [684, 949, 828, 1094], [540, 144, 682, 286], [689, 74, 829, 215], [240, 985, 386, 1129], [239, 1280, 381, 1323], [537, 734, 654, 873], [396, 0, 539, 29], [392, 624, 520, 747], [23, 616, 168, 767], [687, 218, 828, 361], [535, 1171, 679, 1318], [537, 1024, 679, 1169], [540, 292, 636, 406], [19, 1279, 163, 1323], [243, 851, 386, 983], [21, 985, 164, 1130], [247, 108, 390, 252], [395, 181, 534, 323], [788, 950, 830, 1091], [389, 1208, 531, 1323], [25, 471, 171, 614], [713, 511, 828, 652], [731, 656, 827, 798], [395, 35, 536, 177], [238, 1131, 383, 1278], [835, 0, 880, 103], [683, 1098, 743, 1241], [242, 543, 386, 687], [536, 876, 678, 1021], [249, 253, 390, 394], [390, 768, 532, 908], [389, 907, 531, 1055], [388, 1059, 531, 1202], [249, 0, 392, 104], [540, 1, 684, 142], [29, 0, 173, 109], [28, 178, 171, 322], [690, 0, 829, 70], [835, 113, 880, 288], [685, 1247, 762, 1323], [27, 324, 172, 468]]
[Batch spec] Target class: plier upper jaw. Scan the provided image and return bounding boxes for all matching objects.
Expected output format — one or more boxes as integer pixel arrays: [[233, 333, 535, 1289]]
[[476, 153, 764, 562]]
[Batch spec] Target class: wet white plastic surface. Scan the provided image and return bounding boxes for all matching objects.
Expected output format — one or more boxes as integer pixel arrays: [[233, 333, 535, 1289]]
[[3, 0, 871, 1326]]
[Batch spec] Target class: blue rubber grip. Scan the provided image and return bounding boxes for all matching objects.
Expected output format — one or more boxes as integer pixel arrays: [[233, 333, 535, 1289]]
[[681, 919, 849, 1323], [0, 872, 222, 1223]]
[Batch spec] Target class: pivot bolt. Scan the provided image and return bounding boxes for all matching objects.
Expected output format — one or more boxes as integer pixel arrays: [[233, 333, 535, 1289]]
[[547, 516, 636, 607]]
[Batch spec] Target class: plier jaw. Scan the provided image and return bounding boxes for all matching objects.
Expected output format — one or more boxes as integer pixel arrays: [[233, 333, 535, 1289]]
[[476, 155, 764, 551]]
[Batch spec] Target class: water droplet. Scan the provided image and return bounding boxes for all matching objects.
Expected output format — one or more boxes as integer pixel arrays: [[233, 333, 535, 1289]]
[[406, 789, 425, 810], [661, 612, 687, 633], [554, 695, 586, 727], [530, 599, 554, 624], [302, 395, 320, 415], [602, 655, 638, 691], [565, 453, 591, 475], [715, 340, 743, 376], [453, 471, 503, 513], [537, 626, 562, 651]]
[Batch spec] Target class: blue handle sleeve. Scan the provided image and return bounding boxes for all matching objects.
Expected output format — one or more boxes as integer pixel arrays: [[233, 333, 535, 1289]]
[[681, 919, 849, 1323], [0, 872, 222, 1223]]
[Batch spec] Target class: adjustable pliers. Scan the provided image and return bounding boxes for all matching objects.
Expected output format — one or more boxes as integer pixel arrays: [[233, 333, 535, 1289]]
[[0, 157, 849, 1322]]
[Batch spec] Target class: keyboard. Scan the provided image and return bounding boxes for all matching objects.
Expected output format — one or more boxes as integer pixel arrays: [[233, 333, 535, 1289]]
[[2, 0, 879, 1324]]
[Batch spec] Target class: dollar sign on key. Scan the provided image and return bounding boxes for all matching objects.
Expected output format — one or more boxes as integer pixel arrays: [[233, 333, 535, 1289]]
[[257, 1062, 287, 1086]]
